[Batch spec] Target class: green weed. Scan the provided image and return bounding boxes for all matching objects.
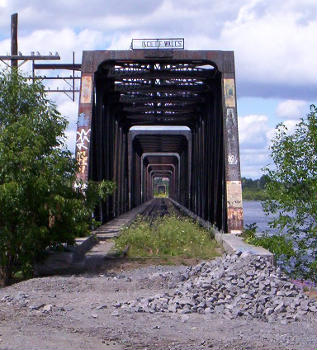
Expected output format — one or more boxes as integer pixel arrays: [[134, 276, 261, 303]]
[[115, 214, 220, 259], [243, 223, 295, 259]]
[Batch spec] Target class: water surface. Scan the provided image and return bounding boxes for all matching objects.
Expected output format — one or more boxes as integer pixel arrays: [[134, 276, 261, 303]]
[[243, 200, 275, 233]]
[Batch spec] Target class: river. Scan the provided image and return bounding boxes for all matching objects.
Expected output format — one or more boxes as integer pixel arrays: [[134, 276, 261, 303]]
[[243, 200, 275, 233]]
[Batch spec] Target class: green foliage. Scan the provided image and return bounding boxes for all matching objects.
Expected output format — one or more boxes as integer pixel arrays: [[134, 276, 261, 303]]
[[153, 192, 168, 198], [153, 177, 169, 197], [242, 175, 269, 200], [242, 175, 269, 190], [243, 223, 295, 260], [115, 214, 220, 259], [242, 223, 257, 240], [73, 179, 116, 233], [242, 188, 268, 201], [262, 106, 317, 229], [261, 105, 317, 280], [0, 70, 114, 285]]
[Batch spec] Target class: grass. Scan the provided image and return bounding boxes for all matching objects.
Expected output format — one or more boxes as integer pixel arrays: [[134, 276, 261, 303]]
[[153, 193, 168, 198], [115, 214, 221, 259]]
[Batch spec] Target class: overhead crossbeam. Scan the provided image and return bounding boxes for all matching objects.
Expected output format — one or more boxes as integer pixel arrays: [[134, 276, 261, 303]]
[[123, 106, 198, 113], [114, 85, 208, 93], [119, 95, 204, 104], [108, 69, 214, 79]]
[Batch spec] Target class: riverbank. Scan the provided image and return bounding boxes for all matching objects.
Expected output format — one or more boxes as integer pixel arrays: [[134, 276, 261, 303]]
[[242, 188, 268, 201]]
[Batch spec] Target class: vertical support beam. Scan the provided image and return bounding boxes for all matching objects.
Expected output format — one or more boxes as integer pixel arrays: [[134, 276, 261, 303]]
[[75, 72, 94, 182], [113, 121, 119, 217], [140, 154, 144, 203], [117, 125, 123, 215], [146, 164, 152, 200], [11, 13, 18, 70], [149, 173, 152, 199], [222, 52, 243, 234], [122, 129, 128, 212], [128, 132, 132, 209], [187, 133, 192, 208]]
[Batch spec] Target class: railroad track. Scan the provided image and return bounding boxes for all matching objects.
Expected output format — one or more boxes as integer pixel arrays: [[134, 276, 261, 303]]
[[142, 198, 178, 225]]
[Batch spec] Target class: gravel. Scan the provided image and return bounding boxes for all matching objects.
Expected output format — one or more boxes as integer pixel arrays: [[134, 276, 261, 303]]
[[119, 253, 317, 322], [0, 253, 316, 350]]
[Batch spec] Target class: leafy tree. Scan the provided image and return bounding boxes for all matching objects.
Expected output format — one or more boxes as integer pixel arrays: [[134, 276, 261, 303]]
[[0, 70, 114, 285], [262, 105, 317, 280]]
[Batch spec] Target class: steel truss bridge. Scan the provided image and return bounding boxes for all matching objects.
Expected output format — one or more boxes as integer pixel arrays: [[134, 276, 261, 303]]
[[75, 49, 243, 233]]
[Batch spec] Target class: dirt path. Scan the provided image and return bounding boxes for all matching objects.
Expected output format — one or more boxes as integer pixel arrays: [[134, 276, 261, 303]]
[[0, 262, 316, 350]]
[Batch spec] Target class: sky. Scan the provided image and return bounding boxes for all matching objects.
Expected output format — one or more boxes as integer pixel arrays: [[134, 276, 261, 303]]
[[0, 0, 316, 179]]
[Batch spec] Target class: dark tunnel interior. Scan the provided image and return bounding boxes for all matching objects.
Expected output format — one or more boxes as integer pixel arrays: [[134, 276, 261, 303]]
[[88, 59, 227, 231]]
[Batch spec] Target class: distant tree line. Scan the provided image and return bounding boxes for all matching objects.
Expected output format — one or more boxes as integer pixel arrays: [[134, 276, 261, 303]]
[[241, 175, 269, 200]]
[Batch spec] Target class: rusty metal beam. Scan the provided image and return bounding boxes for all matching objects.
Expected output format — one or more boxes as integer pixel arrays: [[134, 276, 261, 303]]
[[126, 120, 195, 126], [30, 76, 81, 80], [43, 89, 80, 93], [126, 112, 196, 119], [123, 106, 197, 113], [108, 70, 214, 79], [119, 95, 203, 104], [114, 85, 208, 93], [0, 55, 61, 61], [33, 63, 81, 70]]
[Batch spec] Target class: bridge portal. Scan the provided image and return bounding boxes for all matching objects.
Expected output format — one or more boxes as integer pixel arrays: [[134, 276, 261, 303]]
[[75, 49, 243, 233]]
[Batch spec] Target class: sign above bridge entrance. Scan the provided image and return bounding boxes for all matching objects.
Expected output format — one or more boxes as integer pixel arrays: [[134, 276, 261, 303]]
[[131, 38, 184, 50]]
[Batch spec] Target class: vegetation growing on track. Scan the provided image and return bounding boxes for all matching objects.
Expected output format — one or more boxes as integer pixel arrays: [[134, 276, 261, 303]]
[[115, 214, 220, 259]]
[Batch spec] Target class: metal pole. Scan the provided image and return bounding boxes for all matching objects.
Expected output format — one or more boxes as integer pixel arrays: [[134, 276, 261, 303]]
[[11, 13, 18, 70], [72, 51, 75, 101]]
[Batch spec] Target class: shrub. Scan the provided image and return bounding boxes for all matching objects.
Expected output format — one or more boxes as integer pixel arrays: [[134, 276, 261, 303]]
[[262, 105, 317, 281], [0, 70, 114, 285]]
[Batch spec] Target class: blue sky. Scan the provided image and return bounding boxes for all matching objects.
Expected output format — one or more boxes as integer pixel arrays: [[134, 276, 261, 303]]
[[0, 0, 316, 178]]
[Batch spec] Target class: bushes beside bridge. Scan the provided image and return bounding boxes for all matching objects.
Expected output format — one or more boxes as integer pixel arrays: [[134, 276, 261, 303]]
[[247, 105, 317, 282], [0, 70, 114, 286]]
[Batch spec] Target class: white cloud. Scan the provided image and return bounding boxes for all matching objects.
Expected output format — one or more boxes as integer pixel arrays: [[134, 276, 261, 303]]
[[1, 0, 316, 100], [265, 118, 300, 149], [108, 0, 316, 99], [283, 119, 300, 134], [64, 129, 77, 153], [18, 28, 104, 60], [276, 99, 307, 119], [57, 99, 77, 124], [221, 3, 316, 90], [1, 0, 316, 177], [52, 96, 78, 154], [238, 114, 270, 149], [238, 114, 272, 178]]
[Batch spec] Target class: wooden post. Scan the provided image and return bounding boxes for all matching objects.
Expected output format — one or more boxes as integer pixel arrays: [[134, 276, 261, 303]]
[[11, 13, 18, 70]]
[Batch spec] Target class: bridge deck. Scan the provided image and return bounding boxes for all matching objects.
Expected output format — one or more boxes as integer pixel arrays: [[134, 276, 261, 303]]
[[36, 199, 272, 275], [90, 199, 154, 240]]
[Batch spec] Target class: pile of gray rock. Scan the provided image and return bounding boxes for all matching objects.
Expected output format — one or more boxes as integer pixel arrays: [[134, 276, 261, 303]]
[[1, 292, 53, 312], [119, 253, 317, 322]]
